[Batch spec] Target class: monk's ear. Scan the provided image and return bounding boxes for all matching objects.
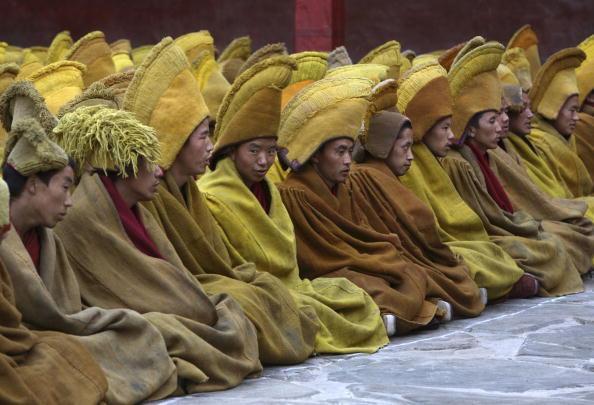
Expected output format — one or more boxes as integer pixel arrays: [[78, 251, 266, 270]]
[[25, 176, 38, 195], [311, 150, 320, 165]]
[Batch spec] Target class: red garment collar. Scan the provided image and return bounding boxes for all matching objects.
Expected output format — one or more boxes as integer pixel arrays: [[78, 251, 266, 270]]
[[250, 181, 271, 214], [22, 227, 41, 271]]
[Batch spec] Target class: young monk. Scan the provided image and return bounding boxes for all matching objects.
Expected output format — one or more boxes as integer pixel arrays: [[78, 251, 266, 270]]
[[0, 177, 108, 405], [126, 37, 318, 364], [0, 81, 178, 403], [573, 35, 594, 177], [397, 61, 525, 301], [53, 105, 262, 394], [441, 41, 584, 296], [199, 56, 388, 350]]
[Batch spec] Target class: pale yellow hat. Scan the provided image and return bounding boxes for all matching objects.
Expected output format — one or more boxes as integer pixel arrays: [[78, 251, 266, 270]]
[[213, 56, 296, 158], [28, 46, 48, 62], [507, 25, 541, 80], [0, 81, 58, 135], [529, 47, 585, 121], [501, 47, 533, 91], [110, 39, 132, 54], [325, 63, 391, 83], [218, 36, 252, 83], [238, 42, 288, 77], [191, 50, 231, 119], [397, 61, 452, 142], [413, 54, 439, 67], [576, 35, 594, 106], [497, 63, 520, 86], [4, 45, 23, 65], [131, 44, 154, 66], [0, 64, 20, 95], [327, 46, 352, 69], [65, 31, 116, 87], [174, 31, 215, 63], [281, 51, 328, 109], [16, 50, 44, 80], [46, 31, 73, 64], [448, 39, 503, 140], [123, 37, 209, 169], [278, 76, 373, 169], [359, 40, 402, 79], [110, 39, 134, 73], [28, 61, 86, 115]]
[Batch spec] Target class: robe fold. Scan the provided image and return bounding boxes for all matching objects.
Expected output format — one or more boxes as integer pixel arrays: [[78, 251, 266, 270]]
[[143, 172, 319, 365], [348, 160, 484, 317], [574, 112, 594, 179], [199, 157, 388, 352], [442, 146, 583, 296], [0, 260, 108, 405], [400, 143, 524, 300], [55, 173, 262, 394], [0, 227, 178, 404]]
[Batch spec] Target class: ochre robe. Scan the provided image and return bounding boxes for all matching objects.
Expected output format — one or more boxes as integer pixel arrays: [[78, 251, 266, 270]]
[[55, 173, 262, 394], [348, 160, 484, 317], [574, 112, 594, 179], [0, 227, 178, 404], [199, 157, 388, 352], [0, 259, 108, 405], [143, 172, 319, 365], [442, 146, 583, 296], [399, 143, 524, 300]]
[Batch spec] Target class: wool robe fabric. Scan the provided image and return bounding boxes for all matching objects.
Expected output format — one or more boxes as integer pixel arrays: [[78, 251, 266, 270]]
[[348, 160, 485, 317], [574, 112, 594, 178], [55, 172, 262, 394], [442, 146, 584, 296], [143, 171, 319, 364], [0, 260, 108, 405], [0, 226, 178, 403], [199, 157, 389, 353]]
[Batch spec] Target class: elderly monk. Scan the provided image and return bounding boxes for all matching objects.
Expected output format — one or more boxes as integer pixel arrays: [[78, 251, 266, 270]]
[[441, 40, 583, 297], [199, 56, 388, 350], [129, 38, 318, 364], [0, 177, 108, 405], [0, 81, 178, 403], [277, 75, 445, 335], [397, 61, 525, 301], [53, 105, 262, 394]]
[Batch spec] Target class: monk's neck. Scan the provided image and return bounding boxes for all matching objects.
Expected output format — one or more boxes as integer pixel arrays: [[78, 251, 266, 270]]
[[9, 200, 40, 238], [114, 179, 140, 209], [168, 162, 192, 189], [467, 139, 489, 156], [310, 164, 338, 192]]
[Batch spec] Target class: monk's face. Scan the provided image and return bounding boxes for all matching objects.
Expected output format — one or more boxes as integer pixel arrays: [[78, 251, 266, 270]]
[[423, 116, 454, 157], [174, 118, 213, 176], [231, 137, 277, 187], [121, 160, 163, 203], [553, 94, 580, 137], [468, 110, 502, 151], [386, 126, 414, 176], [311, 137, 353, 187], [29, 166, 74, 228], [498, 98, 511, 138], [583, 91, 594, 115], [509, 92, 534, 136]]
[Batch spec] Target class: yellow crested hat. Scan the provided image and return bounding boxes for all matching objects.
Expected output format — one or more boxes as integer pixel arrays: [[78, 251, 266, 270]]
[[0, 178, 9, 228], [28, 46, 48, 62], [110, 39, 134, 73], [16, 50, 44, 80], [501, 47, 532, 91], [0, 63, 19, 94], [281, 51, 328, 109], [327, 46, 352, 69], [131, 44, 154, 66], [218, 36, 252, 83], [325, 63, 391, 83], [46, 31, 73, 64], [65, 31, 116, 87], [123, 37, 209, 169], [110, 39, 131, 54], [191, 50, 230, 119], [278, 76, 373, 169], [54, 105, 160, 177], [437, 41, 466, 71], [4, 45, 23, 65], [213, 56, 296, 158], [413, 54, 438, 67], [237, 42, 287, 77], [507, 25, 541, 80], [397, 61, 452, 142], [497, 62, 523, 110], [175, 31, 215, 63], [359, 40, 402, 79], [497, 63, 520, 86], [448, 39, 503, 140], [576, 35, 594, 106], [28, 61, 86, 115], [529, 47, 585, 120]]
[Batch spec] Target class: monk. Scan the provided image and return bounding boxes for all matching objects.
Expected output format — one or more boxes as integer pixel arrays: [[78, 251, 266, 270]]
[[53, 105, 262, 394], [574, 35, 594, 178], [200, 56, 388, 351]]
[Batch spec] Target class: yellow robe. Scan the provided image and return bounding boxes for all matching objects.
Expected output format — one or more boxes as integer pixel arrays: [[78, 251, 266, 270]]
[[399, 143, 524, 300], [574, 112, 594, 179], [143, 172, 319, 365], [199, 157, 388, 353]]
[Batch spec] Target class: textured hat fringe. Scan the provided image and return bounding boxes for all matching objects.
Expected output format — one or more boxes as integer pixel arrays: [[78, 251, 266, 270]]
[[0, 81, 58, 133], [57, 81, 118, 118], [397, 61, 448, 113], [192, 50, 217, 89], [0, 63, 20, 76], [325, 63, 390, 83], [451, 36, 486, 69], [46, 31, 73, 64], [238, 42, 287, 76], [507, 24, 538, 49], [289, 52, 328, 84], [359, 40, 402, 67], [27, 60, 87, 81], [110, 39, 132, 53], [63, 31, 105, 60], [4, 118, 67, 167], [218, 36, 252, 63], [449, 41, 505, 97]]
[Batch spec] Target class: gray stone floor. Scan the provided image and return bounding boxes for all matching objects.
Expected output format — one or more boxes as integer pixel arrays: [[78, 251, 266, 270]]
[[155, 278, 594, 404]]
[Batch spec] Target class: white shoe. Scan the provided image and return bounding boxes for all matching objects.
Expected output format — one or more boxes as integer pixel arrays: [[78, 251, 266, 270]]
[[436, 300, 452, 322], [382, 314, 397, 336], [479, 288, 488, 305]]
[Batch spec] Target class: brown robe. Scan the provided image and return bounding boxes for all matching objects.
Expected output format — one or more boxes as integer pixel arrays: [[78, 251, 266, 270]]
[[574, 112, 594, 179], [442, 146, 584, 296], [143, 172, 319, 365], [55, 173, 262, 394], [0, 259, 108, 404], [279, 164, 438, 333], [349, 160, 484, 317]]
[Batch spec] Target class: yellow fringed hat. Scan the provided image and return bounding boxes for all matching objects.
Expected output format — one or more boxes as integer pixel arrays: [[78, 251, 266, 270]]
[[131, 44, 154, 66], [281, 51, 328, 109], [54, 105, 160, 177], [501, 47, 533, 91], [497, 63, 520, 86], [0, 81, 58, 135], [110, 39, 131, 54], [191, 50, 230, 119], [507, 25, 541, 80], [4, 45, 23, 65], [28, 46, 48, 62], [576, 35, 594, 106], [16, 50, 44, 80], [278, 76, 373, 169], [46, 31, 73, 64], [58, 80, 120, 118], [448, 39, 504, 140], [237, 43, 288, 77], [325, 63, 391, 83], [397, 61, 452, 142], [123, 37, 209, 169], [437, 41, 466, 72], [327, 46, 352, 69], [28, 61, 86, 115], [413, 53, 438, 67], [65, 31, 116, 87], [218, 36, 252, 64], [0, 178, 9, 229], [529, 47, 585, 121], [497, 63, 523, 110], [0, 63, 20, 94], [358, 40, 402, 79], [213, 55, 296, 158], [174, 31, 215, 63], [110, 39, 134, 73]]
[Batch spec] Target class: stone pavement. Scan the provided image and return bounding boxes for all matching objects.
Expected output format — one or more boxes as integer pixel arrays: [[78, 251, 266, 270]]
[[155, 278, 594, 404]]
